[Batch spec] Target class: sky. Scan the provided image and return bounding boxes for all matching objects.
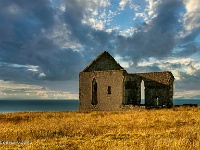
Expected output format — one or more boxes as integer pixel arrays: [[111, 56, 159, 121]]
[[0, 0, 200, 100]]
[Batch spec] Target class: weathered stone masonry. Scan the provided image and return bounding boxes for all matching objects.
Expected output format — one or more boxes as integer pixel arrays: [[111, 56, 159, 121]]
[[79, 51, 174, 111]]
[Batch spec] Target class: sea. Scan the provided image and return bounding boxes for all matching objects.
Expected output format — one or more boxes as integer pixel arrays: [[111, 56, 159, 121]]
[[0, 99, 199, 113], [0, 100, 79, 113]]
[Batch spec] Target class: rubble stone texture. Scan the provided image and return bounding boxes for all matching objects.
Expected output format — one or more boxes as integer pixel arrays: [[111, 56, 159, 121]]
[[79, 51, 174, 111]]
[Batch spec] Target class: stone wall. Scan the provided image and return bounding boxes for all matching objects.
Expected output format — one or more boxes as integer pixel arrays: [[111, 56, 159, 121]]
[[123, 74, 141, 105], [79, 70, 127, 111], [136, 72, 174, 107], [136, 71, 174, 85], [79, 70, 174, 111], [144, 82, 173, 107], [123, 72, 174, 108], [79, 51, 174, 111]]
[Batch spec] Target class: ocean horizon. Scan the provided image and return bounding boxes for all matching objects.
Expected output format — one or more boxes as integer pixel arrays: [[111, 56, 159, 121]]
[[0, 99, 199, 113]]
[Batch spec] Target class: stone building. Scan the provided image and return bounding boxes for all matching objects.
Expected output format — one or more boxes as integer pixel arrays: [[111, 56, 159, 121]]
[[79, 51, 174, 111]]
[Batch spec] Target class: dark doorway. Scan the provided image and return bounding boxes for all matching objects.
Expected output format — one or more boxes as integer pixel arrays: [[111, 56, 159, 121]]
[[92, 78, 98, 105]]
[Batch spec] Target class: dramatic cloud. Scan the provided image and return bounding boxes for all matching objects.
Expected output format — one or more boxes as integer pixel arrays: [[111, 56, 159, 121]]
[[0, 0, 85, 81], [183, 0, 200, 30], [62, 0, 116, 56], [0, 0, 200, 99], [117, 0, 184, 64]]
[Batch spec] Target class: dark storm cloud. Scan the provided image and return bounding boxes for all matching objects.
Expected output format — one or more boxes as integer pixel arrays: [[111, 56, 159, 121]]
[[0, 0, 85, 81], [138, 65, 161, 72], [0, 0, 55, 64], [117, 0, 184, 64], [178, 29, 200, 57], [21, 37, 84, 80], [0, 0, 199, 83], [174, 43, 199, 57], [0, 63, 39, 82], [180, 28, 200, 44], [175, 70, 200, 90], [63, 0, 116, 56], [0, 0, 54, 42]]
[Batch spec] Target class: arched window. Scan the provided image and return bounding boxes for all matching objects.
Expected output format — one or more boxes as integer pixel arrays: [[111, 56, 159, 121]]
[[92, 78, 98, 105]]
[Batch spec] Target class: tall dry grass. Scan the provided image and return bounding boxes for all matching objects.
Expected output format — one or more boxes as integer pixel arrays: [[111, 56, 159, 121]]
[[0, 107, 200, 149]]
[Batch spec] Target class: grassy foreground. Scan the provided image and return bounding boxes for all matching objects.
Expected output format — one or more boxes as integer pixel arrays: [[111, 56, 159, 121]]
[[0, 107, 200, 149]]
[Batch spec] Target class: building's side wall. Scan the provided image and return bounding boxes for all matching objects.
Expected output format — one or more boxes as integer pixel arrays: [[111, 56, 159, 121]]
[[144, 80, 174, 108], [79, 70, 126, 111], [123, 74, 141, 105], [168, 79, 174, 105], [144, 82, 170, 107], [129, 72, 174, 108]]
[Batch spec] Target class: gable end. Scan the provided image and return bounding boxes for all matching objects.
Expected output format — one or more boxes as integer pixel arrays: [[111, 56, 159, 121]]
[[82, 51, 124, 72]]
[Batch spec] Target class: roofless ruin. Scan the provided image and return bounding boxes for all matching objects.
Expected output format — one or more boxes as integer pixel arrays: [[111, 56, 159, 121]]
[[79, 51, 174, 111]]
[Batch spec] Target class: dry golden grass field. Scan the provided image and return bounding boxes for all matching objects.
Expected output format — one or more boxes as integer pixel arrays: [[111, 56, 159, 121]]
[[0, 107, 200, 150]]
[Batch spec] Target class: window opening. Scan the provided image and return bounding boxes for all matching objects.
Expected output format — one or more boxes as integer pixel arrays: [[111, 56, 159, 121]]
[[154, 96, 158, 106], [141, 80, 145, 104], [92, 78, 98, 105], [157, 97, 159, 106], [108, 86, 111, 94]]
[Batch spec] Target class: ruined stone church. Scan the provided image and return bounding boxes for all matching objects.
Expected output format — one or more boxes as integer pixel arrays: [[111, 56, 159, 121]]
[[79, 51, 174, 111]]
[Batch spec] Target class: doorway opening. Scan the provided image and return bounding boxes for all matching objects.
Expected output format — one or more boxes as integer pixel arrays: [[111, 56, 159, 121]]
[[141, 80, 145, 104]]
